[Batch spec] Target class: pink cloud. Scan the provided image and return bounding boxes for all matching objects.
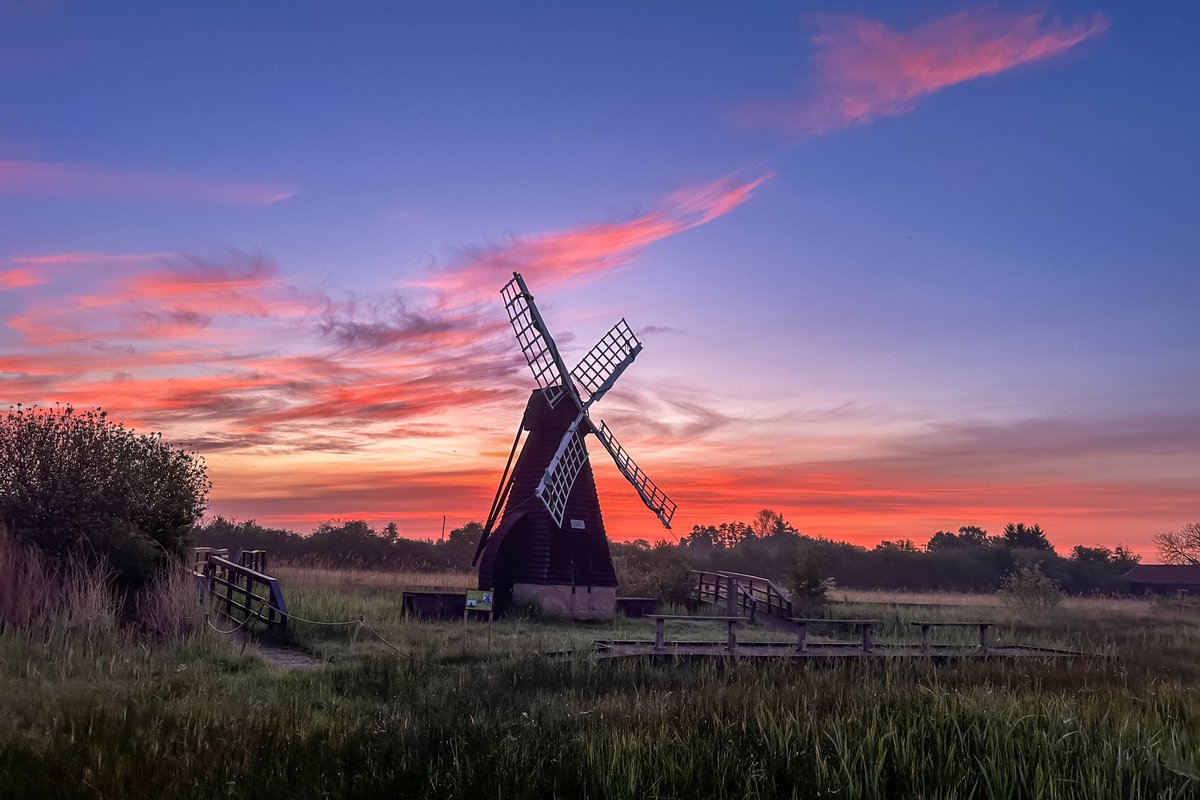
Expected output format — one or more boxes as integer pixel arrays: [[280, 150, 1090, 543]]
[[419, 173, 771, 297], [0, 159, 295, 205], [0, 268, 40, 288], [740, 9, 1108, 136]]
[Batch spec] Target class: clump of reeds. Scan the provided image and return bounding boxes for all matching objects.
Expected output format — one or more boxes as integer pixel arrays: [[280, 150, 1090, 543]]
[[0, 524, 53, 631], [0, 523, 202, 643], [129, 561, 206, 642]]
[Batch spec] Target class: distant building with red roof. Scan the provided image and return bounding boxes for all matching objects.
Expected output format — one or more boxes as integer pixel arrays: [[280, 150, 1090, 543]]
[[1123, 564, 1200, 596]]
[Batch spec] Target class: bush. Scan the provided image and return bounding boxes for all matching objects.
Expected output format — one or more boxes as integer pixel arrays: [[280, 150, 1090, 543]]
[[0, 405, 210, 587], [611, 541, 693, 604], [998, 563, 1064, 610], [790, 551, 836, 616]]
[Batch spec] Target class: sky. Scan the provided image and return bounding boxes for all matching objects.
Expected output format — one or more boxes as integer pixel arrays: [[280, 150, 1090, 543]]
[[3, 2, 1198, 555]]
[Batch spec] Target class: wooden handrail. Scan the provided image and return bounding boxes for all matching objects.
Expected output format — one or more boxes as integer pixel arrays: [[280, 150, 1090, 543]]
[[690, 569, 793, 622], [689, 571, 760, 620], [202, 555, 288, 632]]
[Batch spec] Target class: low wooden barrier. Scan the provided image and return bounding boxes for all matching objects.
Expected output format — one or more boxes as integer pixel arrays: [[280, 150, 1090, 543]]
[[791, 618, 880, 653], [202, 555, 288, 633], [912, 621, 992, 654], [647, 614, 742, 654]]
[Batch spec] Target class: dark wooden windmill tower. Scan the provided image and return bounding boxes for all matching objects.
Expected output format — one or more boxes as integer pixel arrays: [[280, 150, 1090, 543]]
[[473, 273, 676, 619]]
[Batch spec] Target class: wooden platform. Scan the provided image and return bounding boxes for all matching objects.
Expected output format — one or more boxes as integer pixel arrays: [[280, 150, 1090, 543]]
[[586, 640, 1088, 661]]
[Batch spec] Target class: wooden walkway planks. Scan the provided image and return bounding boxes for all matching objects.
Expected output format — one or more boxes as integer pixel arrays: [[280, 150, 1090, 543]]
[[587, 640, 1087, 661]]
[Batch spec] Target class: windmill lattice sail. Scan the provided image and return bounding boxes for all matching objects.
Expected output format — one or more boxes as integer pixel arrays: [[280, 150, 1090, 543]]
[[594, 421, 677, 529], [501, 274, 574, 409], [535, 415, 590, 527], [571, 319, 642, 407]]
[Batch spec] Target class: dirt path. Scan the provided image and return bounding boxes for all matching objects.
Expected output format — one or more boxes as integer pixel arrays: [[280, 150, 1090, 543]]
[[234, 633, 323, 671]]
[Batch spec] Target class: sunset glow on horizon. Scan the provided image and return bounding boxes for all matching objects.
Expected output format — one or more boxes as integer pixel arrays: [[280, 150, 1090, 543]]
[[4, 3, 1198, 556]]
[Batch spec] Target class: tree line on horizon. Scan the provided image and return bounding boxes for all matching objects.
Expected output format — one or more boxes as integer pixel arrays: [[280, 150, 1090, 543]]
[[190, 509, 1148, 598]]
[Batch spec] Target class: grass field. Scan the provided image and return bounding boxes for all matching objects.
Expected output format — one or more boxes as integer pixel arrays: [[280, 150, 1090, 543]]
[[3, 561, 1200, 799]]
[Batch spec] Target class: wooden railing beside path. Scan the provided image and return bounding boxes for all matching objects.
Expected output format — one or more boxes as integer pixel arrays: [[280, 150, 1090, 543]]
[[197, 554, 289, 633], [690, 570, 793, 623]]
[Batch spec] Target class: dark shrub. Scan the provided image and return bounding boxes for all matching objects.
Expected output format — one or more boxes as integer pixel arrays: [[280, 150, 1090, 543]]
[[0, 405, 209, 587]]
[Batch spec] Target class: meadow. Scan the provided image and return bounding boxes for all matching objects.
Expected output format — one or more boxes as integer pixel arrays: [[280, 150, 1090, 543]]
[[2, 556, 1199, 799]]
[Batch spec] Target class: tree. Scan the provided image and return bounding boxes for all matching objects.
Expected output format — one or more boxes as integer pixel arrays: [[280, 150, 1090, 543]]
[[681, 525, 718, 553], [1070, 544, 1141, 574], [927, 525, 991, 551], [1154, 523, 1200, 565], [875, 539, 918, 552], [751, 509, 799, 538], [1110, 545, 1141, 572], [715, 521, 755, 548], [1001, 522, 1054, 552], [957, 525, 991, 546], [1070, 544, 1114, 567], [0, 405, 210, 586], [442, 521, 483, 566]]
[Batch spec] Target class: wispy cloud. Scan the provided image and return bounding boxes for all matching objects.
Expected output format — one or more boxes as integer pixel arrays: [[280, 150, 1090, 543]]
[[739, 8, 1108, 136], [418, 174, 771, 297], [0, 159, 295, 205]]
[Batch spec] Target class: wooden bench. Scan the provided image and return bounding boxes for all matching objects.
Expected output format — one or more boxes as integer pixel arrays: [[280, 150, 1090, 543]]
[[646, 614, 742, 654], [790, 618, 881, 653], [911, 621, 993, 654]]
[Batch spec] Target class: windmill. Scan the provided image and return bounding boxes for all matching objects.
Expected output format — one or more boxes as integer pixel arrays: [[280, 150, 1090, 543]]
[[473, 272, 676, 618]]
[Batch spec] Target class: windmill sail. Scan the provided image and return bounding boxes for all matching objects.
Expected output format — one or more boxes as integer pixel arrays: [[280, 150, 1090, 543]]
[[501, 274, 578, 410], [593, 421, 677, 529], [571, 319, 642, 408], [535, 414, 590, 527]]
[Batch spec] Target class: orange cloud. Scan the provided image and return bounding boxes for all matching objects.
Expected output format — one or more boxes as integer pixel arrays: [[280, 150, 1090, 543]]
[[740, 9, 1108, 136], [419, 173, 771, 297], [0, 159, 295, 205]]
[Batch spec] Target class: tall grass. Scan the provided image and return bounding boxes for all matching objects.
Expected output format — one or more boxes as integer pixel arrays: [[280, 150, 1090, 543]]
[[0, 530, 119, 640], [0, 527, 204, 644], [3, 557, 1199, 798]]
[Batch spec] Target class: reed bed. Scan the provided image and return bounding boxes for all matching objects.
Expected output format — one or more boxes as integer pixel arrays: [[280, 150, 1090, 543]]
[[2, 559, 1199, 799]]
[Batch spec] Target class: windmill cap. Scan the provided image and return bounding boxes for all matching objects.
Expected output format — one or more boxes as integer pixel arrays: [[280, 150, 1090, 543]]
[[521, 388, 593, 433]]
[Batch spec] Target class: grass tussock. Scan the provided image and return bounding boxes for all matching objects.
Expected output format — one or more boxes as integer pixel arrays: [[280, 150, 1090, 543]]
[[2, 560, 1200, 799], [0, 527, 204, 645]]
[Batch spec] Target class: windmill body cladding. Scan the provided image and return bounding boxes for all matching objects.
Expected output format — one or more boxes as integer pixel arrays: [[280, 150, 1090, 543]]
[[475, 273, 676, 619]]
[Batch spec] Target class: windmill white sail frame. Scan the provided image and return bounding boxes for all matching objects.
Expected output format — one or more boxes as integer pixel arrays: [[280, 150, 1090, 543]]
[[571, 319, 642, 408], [501, 274, 577, 410], [535, 413, 589, 524], [501, 272, 675, 530], [593, 421, 677, 528]]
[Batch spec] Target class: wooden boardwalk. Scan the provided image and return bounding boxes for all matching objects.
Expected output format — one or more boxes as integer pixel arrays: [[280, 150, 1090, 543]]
[[588, 640, 1088, 661]]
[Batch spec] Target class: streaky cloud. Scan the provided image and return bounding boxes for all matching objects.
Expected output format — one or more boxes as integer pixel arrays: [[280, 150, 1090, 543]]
[[738, 8, 1108, 136], [0, 159, 295, 205], [417, 173, 771, 297]]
